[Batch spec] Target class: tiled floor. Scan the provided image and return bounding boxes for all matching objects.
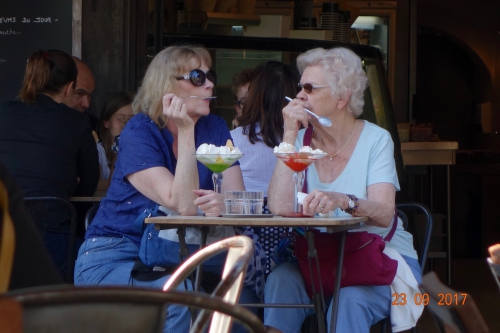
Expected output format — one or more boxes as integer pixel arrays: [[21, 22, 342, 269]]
[[371, 258, 500, 333]]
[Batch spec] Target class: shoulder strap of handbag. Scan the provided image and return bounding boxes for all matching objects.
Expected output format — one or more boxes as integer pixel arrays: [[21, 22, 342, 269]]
[[301, 126, 398, 242], [133, 204, 160, 233]]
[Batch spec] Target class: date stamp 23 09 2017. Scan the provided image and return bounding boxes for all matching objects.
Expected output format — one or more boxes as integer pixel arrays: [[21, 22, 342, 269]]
[[392, 293, 468, 306]]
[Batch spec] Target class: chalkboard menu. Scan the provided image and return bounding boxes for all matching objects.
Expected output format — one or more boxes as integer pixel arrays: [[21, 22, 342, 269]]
[[0, 1, 73, 106]]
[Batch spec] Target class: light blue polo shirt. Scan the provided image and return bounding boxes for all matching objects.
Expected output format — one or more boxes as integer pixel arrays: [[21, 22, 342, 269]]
[[297, 120, 417, 259]]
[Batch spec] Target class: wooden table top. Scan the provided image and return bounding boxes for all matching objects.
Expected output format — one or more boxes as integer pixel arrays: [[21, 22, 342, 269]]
[[145, 215, 365, 233]]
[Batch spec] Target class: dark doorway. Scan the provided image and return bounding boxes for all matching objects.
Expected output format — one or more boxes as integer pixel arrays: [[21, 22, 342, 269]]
[[415, 27, 476, 149]]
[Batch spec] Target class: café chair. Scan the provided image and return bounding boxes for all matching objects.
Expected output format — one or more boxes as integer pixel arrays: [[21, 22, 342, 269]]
[[84, 202, 99, 230], [24, 196, 78, 283], [163, 235, 254, 333], [0, 180, 15, 292], [420, 271, 489, 333], [396, 202, 433, 271], [487, 244, 500, 293], [1, 285, 265, 333], [378, 202, 433, 333]]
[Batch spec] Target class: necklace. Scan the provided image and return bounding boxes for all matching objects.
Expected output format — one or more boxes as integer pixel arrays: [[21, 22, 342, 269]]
[[326, 120, 356, 160]]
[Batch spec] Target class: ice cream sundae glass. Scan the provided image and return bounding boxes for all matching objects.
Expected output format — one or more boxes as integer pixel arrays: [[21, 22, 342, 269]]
[[195, 141, 243, 193], [274, 143, 327, 213]]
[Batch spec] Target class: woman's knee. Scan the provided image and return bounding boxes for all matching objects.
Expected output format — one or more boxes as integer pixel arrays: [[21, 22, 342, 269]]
[[266, 263, 303, 288]]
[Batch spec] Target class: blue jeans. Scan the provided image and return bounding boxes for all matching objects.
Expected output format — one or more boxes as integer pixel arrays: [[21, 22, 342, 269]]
[[263, 255, 421, 333], [75, 236, 259, 333]]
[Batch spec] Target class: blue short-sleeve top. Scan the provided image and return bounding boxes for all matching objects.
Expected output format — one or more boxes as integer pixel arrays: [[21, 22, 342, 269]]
[[85, 113, 237, 245]]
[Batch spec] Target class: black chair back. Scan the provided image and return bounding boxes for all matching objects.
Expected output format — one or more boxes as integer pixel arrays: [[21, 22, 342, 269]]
[[379, 202, 433, 333], [396, 202, 433, 271], [24, 197, 77, 283], [84, 203, 99, 230]]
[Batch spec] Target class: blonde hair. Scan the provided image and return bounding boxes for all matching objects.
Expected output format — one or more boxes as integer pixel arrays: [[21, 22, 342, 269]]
[[132, 45, 212, 126], [296, 47, 368, 117]]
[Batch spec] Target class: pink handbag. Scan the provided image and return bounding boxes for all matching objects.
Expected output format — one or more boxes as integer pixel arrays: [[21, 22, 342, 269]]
[[294, 220, 398, 298]]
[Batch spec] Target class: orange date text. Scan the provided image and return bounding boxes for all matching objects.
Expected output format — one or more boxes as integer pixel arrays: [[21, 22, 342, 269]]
[[391, 293, 468, 306]]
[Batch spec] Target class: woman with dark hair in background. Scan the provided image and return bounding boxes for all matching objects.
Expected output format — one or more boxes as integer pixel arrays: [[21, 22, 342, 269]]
[[0, 49, 99, 278], [230, 67, 254, 129], [96, 91, 134, 182], [231, 61, 300, 198], [230, 60, 300, 274]]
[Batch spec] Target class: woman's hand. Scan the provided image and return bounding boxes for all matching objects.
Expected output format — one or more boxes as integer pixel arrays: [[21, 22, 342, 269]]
[[193, 189, 225, 217], [282, 98, 309, 144], [302, 190, 346, 216], [162, 93, 194, 130]]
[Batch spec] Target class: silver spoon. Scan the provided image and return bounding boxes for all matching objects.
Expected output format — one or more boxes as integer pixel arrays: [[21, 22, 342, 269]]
[[284, 97, 332, 127], [182, 96, 217, 100]]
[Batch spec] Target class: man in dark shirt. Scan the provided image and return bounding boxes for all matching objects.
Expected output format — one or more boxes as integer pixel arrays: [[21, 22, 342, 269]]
[[1, 162, 63, 290]]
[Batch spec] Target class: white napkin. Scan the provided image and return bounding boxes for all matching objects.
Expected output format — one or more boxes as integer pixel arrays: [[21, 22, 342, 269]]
[[297, 192, 329, 217], [297, 192, 307, 204]]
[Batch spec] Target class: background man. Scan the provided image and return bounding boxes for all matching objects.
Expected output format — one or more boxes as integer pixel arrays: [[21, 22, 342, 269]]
[[71, 56, 98, 130]]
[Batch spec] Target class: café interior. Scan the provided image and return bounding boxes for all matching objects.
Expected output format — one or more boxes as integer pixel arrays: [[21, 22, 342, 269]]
[[1, 0, 500, 332]]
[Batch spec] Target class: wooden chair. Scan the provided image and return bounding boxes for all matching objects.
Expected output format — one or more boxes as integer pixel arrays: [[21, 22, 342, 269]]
[[2, 285, 265, 333], [0, 180, 15, 292], [24, 196, 78, 283], [421, 271, 489, 333], [163, 235, 254, 333], [487, 244, 500, 293]]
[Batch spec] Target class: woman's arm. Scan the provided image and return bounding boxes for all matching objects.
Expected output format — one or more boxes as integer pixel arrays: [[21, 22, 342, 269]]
[[302, 182, 396, 227], [268, 99, 308, 215], [267, 160, 295, 215], [221, 165, 245, 192], [127, 94, 200, 215], [192, 164, 245, 217], [356, 183, 396, 227]]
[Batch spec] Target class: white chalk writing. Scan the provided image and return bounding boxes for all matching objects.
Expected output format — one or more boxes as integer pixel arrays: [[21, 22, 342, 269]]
[[0, 28, 21, 35], [34, 17, 51, 23], [0, 17, 16, 24], [0, 58, 6, 63], [0, 17, 56, 24]]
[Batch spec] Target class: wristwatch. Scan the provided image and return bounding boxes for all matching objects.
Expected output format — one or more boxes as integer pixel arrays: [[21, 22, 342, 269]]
[[344, 194, 359, 215]]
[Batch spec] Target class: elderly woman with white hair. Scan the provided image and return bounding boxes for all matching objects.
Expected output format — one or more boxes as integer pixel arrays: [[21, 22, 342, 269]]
[[264, 47, 421, 332]]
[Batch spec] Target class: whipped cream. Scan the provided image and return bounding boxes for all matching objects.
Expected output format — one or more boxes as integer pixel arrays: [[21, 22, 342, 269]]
[[273, 142, 295, 153], [299, 146, 325, 154], [196, 143, 242, 155], [274, 143, 325, 155]]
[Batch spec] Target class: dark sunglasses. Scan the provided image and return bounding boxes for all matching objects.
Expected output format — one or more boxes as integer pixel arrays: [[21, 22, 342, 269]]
[[298, 82, 329, 94], [176, 69, 217, 87], [236, 99, 245, 109]]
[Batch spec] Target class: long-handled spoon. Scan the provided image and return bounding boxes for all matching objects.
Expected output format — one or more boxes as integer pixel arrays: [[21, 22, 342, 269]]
[[285, 96, 332, 127], [182, 96, 217, 100]]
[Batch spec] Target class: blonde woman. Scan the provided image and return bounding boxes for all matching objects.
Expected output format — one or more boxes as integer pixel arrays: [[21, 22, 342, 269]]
[[75, 45, 246, 333]]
